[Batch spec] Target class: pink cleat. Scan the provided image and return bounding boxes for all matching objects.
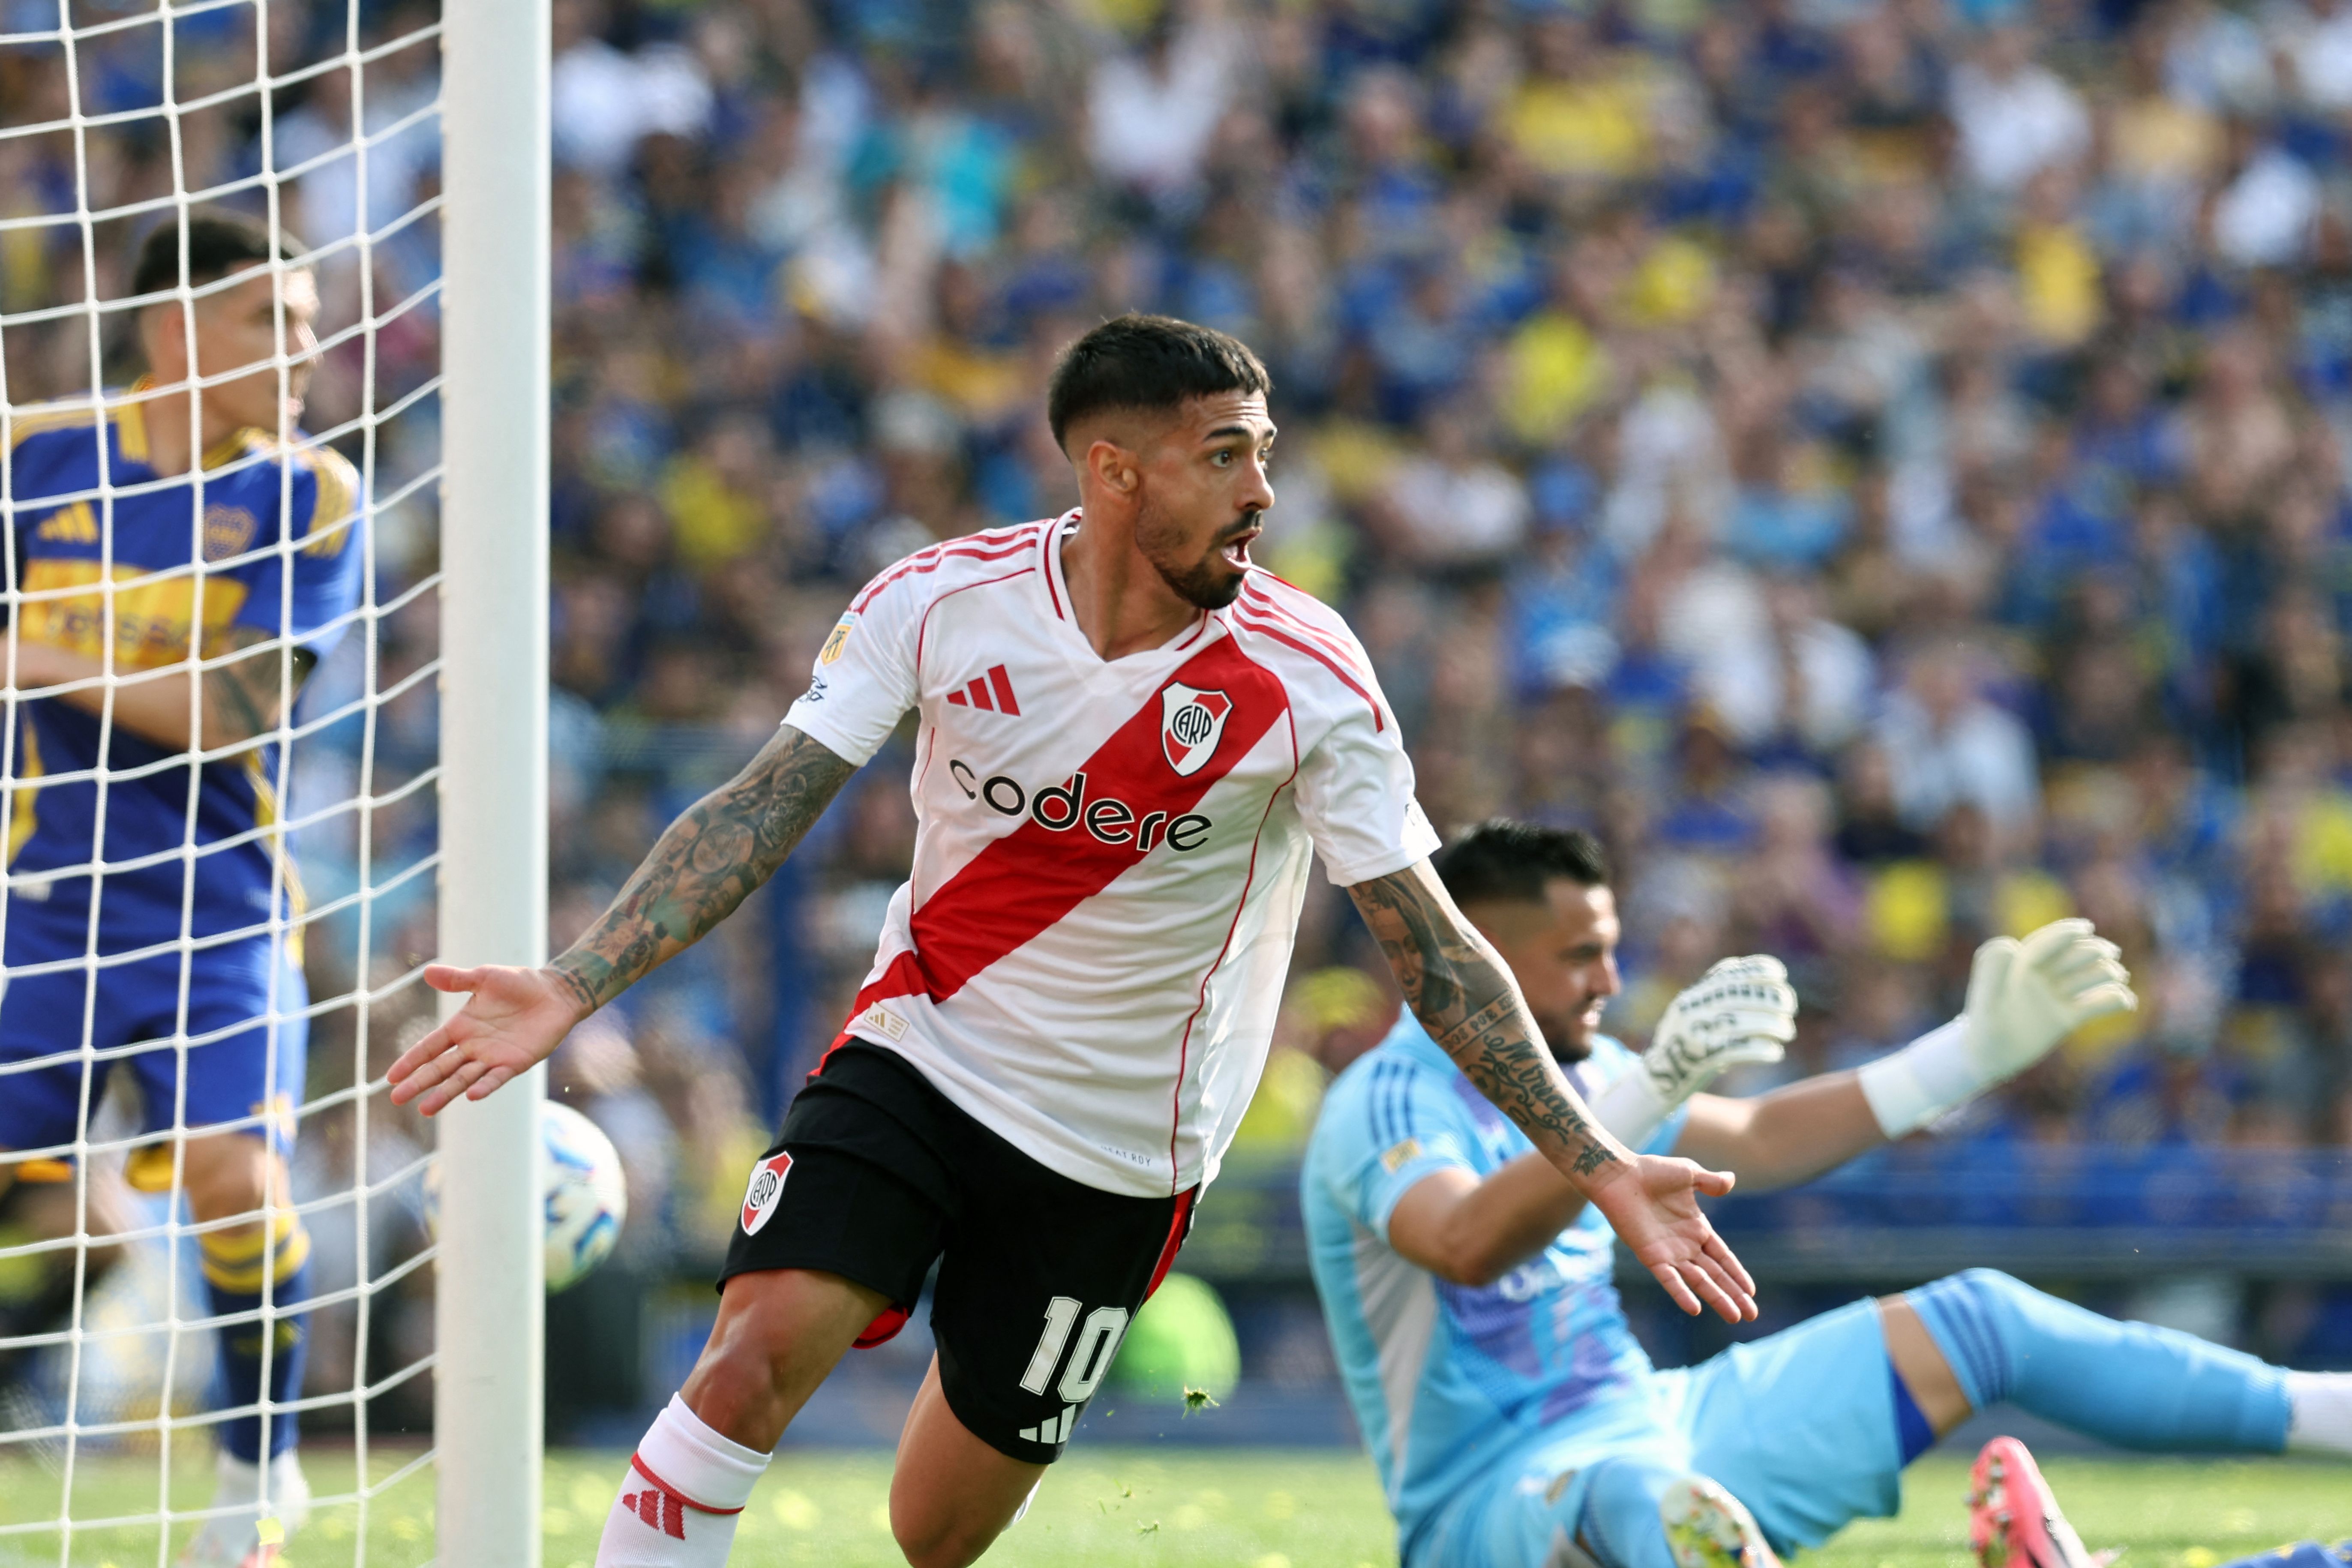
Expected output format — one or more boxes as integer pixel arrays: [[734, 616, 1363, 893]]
[[1967, 1437, 2099, 1568]]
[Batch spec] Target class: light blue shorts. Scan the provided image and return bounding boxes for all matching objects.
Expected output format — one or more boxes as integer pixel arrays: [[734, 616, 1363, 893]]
[[1413, 1298, 1902, 1568]]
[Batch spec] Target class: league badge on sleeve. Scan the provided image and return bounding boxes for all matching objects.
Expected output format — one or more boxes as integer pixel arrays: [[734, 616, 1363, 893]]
[[820, 615, 857, 665], [740, 1151, 795, 1236], [1161, 683, 1233, 777]]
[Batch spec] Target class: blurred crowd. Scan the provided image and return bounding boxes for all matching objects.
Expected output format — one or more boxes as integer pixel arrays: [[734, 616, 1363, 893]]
[[5, 0, 2352, 1335], [532, 0, 2352, 1162]]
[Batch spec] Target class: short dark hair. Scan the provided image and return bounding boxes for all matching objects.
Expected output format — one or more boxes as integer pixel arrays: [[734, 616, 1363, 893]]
[[132, 212, 306, 299], [1046, 313, 1271, 450], [1432, 820, 1611, 908]]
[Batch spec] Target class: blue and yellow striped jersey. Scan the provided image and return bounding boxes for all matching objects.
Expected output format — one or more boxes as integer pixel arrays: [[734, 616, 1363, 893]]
[[3, 394, 363, 950]]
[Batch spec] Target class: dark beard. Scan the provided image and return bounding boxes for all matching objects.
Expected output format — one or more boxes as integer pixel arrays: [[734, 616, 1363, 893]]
[[1545, 1024, 1593, 1065], [1152, 551, 1247, 609], [1138, 500, 1251, 610]]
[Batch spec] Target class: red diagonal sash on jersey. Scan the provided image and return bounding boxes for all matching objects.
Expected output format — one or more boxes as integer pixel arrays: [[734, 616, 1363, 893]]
[[852, 636, 1288, 1013]]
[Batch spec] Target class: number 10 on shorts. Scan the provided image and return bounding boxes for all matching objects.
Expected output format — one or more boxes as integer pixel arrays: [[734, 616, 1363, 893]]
[[1019, 1296, 1129, 1403]]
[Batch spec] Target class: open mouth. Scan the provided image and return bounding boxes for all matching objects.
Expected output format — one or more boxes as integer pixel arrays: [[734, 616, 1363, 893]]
[[1219, 527, 1260, 570]]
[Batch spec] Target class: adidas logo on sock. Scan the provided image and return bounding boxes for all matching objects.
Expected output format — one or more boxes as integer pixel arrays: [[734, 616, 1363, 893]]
[[621, 1485, 686, 1539]]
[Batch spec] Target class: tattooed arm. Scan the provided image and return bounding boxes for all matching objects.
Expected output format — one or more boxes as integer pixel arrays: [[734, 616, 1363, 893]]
[[10, 626, 315, 753], [1347, 860, 1626, 1179], [1348, 860, 1759, 1321], [390, 723, 857, 1115], [546, 724, 855, 1015]]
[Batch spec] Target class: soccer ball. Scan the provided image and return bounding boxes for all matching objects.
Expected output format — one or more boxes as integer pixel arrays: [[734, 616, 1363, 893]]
[[422, 1099, 628, 1293], [540, 1100, 628, 1292]]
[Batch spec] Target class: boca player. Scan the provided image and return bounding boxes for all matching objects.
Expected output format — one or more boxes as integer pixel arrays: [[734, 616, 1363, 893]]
[[391, 314, 1759, 1568], [0, 213, 361, 1566], [1303, 821, 2352, 1568]]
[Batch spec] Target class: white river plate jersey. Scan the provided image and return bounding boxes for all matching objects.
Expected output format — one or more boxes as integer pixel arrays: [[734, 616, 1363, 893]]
[[785, 512, 1439, 1198]]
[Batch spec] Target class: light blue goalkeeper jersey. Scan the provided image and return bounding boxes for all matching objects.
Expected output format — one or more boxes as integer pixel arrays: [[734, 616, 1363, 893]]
[[1301, 1014, 1689, 1559]]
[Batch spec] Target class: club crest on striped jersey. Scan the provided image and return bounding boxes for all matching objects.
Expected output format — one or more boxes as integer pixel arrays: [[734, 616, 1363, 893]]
[[740, 1151, 793, 1235], [1160, 683, 1233, 777]]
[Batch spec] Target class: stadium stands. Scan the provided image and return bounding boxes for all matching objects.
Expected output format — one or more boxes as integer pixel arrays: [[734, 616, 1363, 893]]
[[7, 0, 2348, 1421]]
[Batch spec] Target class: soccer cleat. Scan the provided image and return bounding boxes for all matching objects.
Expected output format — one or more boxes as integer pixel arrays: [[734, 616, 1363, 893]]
[[1661, 1475, 1784, 1568], [175, 1518, 284, 1568], [175, 1450, 309, 1568], [1968, 1436, 2097, 1568]]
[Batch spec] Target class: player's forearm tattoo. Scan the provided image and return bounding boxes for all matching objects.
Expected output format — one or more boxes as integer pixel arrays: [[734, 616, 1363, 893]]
[[549, 725, 855, 1015], [1347, 863, 1621, 1180], [202, 628, 312, 747], [209, 649, 276, 742]]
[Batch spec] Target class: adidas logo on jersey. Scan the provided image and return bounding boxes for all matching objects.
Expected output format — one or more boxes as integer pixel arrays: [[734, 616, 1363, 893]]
[[620, 1485, 687, 1538], [945, 664, 1022, 715], [34, 502, 99, 544]]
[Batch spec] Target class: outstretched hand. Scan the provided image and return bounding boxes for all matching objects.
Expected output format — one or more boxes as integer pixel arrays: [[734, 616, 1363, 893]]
[[1964, 917, 2137, 1077], [1644, 953, 1800, 1102], [1584, 1154, 1756, 1323], [387, 964, 591, 1116]]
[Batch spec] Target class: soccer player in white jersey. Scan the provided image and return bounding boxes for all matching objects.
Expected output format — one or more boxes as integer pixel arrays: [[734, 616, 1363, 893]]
[[1303, 821, 2352, 1568], [390, 315, 1759, 1568]]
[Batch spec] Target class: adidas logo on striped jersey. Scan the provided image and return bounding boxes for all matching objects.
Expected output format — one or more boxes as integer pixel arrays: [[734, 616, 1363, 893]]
[[1018, 1404, 1079, 1445], [34, 502, 99, 543], [946, 664, 1022, 715]]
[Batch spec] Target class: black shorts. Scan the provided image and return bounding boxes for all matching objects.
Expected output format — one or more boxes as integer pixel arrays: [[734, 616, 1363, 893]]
[[721, 1041, 1196, 1463]]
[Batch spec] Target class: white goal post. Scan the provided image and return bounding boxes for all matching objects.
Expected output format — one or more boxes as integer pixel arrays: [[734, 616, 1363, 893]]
[[435, 1, 551, 1566]]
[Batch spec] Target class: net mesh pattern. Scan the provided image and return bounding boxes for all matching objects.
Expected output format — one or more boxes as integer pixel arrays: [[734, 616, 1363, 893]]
[[0, 2, 446, 1559]]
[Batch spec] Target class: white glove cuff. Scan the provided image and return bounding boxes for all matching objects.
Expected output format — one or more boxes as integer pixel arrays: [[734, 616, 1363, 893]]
[[1592, 1066, 1673, 1150], [1857, 1017, 1977, 1138]]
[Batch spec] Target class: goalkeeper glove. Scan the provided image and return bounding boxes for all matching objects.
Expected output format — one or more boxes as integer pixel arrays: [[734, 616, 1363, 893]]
[[1858, 917, 2137, 1139], [1593, 954, 1799, 1148]]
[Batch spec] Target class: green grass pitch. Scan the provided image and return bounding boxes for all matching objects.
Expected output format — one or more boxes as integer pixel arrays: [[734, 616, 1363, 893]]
[[2, 1448, 2345, 1566]]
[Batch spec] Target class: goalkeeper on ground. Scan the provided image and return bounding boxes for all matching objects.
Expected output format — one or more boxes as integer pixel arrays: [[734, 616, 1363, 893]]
[[0, 212, 360, 1567], [1305, 820, 2352, 1568]]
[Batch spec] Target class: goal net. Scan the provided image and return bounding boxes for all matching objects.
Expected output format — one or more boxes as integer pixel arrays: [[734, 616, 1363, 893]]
[[0, 1, 543, 1563]]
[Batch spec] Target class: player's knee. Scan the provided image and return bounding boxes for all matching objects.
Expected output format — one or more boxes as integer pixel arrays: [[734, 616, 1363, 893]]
[[198, 1208, 312, 1299], [1911, 1268, 2029, 1407], [699, 1271, 878, 1409], [682, 1308, 816, 1447], [1951, 1266, 2025, 1301], [889, 1498, 999, 1568], [712, 1295, 816, 1386], [1920, 1267, 2029, 1323], [178, 1136, 277, 1223]]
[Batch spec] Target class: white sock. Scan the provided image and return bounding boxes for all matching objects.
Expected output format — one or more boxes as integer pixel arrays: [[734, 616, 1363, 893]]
[[2286, 1371, 2352, 1454], [188, 1449, 311, 1556], [212, 1449, 264, 1509], [595, 1394, 771, 1567]]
